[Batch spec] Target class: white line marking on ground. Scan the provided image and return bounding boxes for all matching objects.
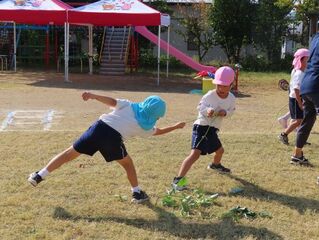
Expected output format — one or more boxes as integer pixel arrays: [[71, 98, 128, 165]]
[[0, 111, 16, 131], [42, 110, 55, 131], [0, 110, 56, 131]]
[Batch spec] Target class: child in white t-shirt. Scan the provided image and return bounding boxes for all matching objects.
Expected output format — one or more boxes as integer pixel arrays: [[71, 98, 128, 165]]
[[172, 66, 236, 191], [278, 48, 309, 145], [28, 93, 185, 203]]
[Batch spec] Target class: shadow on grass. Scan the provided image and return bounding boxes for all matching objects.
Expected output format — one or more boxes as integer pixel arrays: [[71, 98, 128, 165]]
[[53, 204, 282, 240], [20, 72, 251, 98], [226, 175, 319, 214], [27, 74, 203, 94]]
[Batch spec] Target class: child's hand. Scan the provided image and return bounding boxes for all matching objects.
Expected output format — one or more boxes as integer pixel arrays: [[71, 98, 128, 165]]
[[207, 108, 214, 118], [217, 110, 227, 117], [82, 92, 92, 101], [175, 122, 186, 129]]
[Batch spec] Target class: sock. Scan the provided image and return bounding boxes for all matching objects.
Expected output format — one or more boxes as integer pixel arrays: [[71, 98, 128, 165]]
[[131, 186, 141, 193], [38, 168, 49, 179]]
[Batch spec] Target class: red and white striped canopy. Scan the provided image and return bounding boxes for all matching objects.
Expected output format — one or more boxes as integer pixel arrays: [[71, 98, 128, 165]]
[[0, 0, 71, 25], [68, 0, 161, 26]]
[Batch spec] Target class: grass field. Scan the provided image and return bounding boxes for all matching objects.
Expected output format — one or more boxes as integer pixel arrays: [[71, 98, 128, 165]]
[[0, 70, 319, 240]]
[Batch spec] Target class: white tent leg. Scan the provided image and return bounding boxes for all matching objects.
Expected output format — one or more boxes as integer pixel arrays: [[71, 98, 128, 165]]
[[88, 25, 93, 75], [157, 26, 161, 86], [13, 22, 16, 72], [166, 25, 170, 78], [64, 22, 70, 82]]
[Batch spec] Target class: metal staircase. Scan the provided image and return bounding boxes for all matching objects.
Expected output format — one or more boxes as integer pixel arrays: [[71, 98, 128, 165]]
[[99, 26, 130, 75]]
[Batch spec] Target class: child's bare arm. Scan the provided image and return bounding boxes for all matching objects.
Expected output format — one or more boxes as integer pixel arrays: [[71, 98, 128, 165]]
[[153, 122, 186, 136], [82, 92, 117, 107]]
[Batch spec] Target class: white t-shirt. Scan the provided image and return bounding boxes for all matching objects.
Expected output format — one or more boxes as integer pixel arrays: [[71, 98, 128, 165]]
[[194, 90, 236, 129], [99, 99, 155, 139], [289, 69, 305, 98]]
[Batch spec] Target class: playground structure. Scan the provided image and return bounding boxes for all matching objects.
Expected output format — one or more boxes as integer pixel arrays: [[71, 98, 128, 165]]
[[0, 0, 222, 85], [135, 26, 216, 73]]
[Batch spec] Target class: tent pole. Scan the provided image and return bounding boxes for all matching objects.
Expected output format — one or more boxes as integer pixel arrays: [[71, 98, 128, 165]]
[[46, 27, 49, 66], [13, 22, 16, 72], [166, 25, 170, 78], [157, 25, 161, 86], [64, 22, 70, 82], [88, 25, 93, 75]]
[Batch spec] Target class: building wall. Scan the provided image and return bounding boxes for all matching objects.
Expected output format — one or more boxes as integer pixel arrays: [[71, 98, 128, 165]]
[[152, 4, 256, 64]]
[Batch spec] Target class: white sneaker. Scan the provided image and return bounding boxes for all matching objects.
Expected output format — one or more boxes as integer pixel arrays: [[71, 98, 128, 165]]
[[28, 172, 43, 186], [278, 117, 288, 129]]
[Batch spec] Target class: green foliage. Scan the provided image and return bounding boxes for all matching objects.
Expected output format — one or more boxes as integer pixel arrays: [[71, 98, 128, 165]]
[[292, 0, 319, 17], [241, 54, 294, 72], [146, 0, 173, 16], [138, 48, 186, 69], [222, 206, 272, 222], [139, 0, 173, 46], [210, 0, 254, 63], [175, 2, 214, 62], [162, 188, 218, 218], [293, 0, 319, 45], [253, 0, 293, 64]]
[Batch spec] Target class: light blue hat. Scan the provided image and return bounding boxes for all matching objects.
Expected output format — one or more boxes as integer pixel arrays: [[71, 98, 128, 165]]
[[131, 96, 166, 130]]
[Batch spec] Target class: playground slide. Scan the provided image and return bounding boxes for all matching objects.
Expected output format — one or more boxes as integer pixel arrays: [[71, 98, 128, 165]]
[[135, 26, 216, 72]]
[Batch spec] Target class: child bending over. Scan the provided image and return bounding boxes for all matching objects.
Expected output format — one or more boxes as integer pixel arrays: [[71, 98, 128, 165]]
[[28, 93, 185, 203]]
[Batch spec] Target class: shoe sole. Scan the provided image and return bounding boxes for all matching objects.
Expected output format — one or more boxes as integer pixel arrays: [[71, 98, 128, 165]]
[[28, 178, 37, 187], [290, 160, 299, 165], [28, 174, 39, 187], [171, 183, 188, 191], [278, 136, 289, 145], [172, 186, 188, 191], [290, 160, 313, 167], [131, 198, 149, 204], [207, 166, 231, 174]]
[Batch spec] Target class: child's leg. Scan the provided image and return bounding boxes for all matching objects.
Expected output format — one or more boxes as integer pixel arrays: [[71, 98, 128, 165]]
[[45, 146, 81, 172], [284, 119, 302, 135], [28, 146, 81, 186], [212, 147, 224, 165], [117, 154, 149, 203], [207, 147, 231, 173], [116, 155, 138, 188], [177, 149, 201, 178]]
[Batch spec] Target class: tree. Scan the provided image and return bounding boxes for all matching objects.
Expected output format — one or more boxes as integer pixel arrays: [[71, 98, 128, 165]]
[[139, 0, 173, 59], [253, 0, 293, 65], [293, 0, 319, 45], [210, 0, 254, 63], [175, 2, 215, 62], [145, 0, 173, 34]]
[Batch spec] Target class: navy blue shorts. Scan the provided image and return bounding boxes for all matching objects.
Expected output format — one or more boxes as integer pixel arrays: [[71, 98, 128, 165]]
[[191, 124, 222, 155], [73, 120, 127, 162], [289, 97, 304, 119]]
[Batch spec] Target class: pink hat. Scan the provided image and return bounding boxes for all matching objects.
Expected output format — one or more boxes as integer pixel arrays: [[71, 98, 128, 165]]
[[212, 66, 235, 86], [292, 48, 309, 70]]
